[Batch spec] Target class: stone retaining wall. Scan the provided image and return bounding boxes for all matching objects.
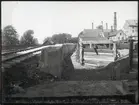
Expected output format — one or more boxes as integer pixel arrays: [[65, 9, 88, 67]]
[[39, 43, 76, 79], [102, 56, 130, 80]]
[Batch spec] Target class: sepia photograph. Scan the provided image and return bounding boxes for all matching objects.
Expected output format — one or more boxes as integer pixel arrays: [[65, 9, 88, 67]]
[[1, 1, 138, 104]]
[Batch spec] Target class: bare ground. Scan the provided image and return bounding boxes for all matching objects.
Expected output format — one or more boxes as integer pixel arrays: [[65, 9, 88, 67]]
[[11, 50, 137, 98]]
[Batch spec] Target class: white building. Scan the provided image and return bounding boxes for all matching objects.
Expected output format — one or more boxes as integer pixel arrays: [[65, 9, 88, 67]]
[[108, 30, 126, 42], [122, 20, 138, 40]]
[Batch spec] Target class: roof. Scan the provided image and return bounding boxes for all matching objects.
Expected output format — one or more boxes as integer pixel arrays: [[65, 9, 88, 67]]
[[43, 38, 54, 45], [126, 20, 138, 26], [79, 29, 113, 44], [103, 31, 110, 38], [129, 24, 138, 27], [109, 31, 118, 37], [79, 29, 103, 38], [108, 30, 124, 37]]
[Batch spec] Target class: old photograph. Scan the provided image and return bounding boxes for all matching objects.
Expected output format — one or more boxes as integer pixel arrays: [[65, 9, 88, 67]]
[[1, 1, 138, 104]]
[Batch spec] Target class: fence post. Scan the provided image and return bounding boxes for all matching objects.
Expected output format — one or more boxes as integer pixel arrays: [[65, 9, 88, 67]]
[[90, 43, 92, 48], [113, 43, 117, 61], [79, 43, 84, 65], [79, 43, 82, 64], [129, 39, 133, 72], [109, 43, 111, 49], [76, 43, 80, 62]]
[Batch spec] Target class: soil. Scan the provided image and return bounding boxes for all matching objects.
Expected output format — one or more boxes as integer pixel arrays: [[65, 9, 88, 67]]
[[3, 49, 138, 104], [3, 54, 56, 96], [12, 81, 128, 97]]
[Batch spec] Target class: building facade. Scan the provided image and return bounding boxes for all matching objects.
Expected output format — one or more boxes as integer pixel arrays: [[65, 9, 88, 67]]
[[78, 29, 113, 49], [122, 20, 138, 40], [77, 28, 114, 64], [108, 30, 126, 42]]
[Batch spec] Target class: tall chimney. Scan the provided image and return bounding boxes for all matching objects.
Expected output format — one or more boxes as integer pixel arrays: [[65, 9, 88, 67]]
[[114, 12, 117, 31], [101, 21, 103, 27], [92, 22, 94, 29], [106, 23, 108, 30], [101, 21, 103, 31]]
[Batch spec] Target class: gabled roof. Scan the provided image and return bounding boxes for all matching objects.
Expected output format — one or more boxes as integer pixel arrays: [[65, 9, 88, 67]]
[[79, 29, 113, 44], [79, 29, 103, 38], [109, 31, 118, 37], [43, 38, 54, 45], [109, 30, 124, 37]]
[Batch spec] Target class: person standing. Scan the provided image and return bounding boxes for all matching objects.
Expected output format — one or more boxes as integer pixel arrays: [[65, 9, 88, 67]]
[[93, 44, 98, 55]]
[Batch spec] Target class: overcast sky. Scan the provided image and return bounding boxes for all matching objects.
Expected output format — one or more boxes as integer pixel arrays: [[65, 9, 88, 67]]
[[1, 1, 138, 44]]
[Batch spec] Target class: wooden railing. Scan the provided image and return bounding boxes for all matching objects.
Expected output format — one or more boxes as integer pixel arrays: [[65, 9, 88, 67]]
[[76, 43, 116, 65]]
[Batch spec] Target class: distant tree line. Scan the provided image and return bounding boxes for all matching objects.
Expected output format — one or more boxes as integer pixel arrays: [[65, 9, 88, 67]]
[[1, 25, 78, 47], [2, 25, 38, 47], [43, 33, 78, 45]]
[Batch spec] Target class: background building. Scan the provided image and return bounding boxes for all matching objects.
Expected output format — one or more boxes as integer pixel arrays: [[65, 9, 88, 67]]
[[78, 23, 113, 49], [108, 30, 126, 42], [122, 20, 138, 40]]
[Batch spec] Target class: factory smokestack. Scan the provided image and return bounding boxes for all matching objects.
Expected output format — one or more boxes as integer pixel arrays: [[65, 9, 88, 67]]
[[106, 23, 108, 30], [114, 12, 117, 31], [101, 21, 103, 31], [101, 21, 103, 27], [92, 22, 94, 29]]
